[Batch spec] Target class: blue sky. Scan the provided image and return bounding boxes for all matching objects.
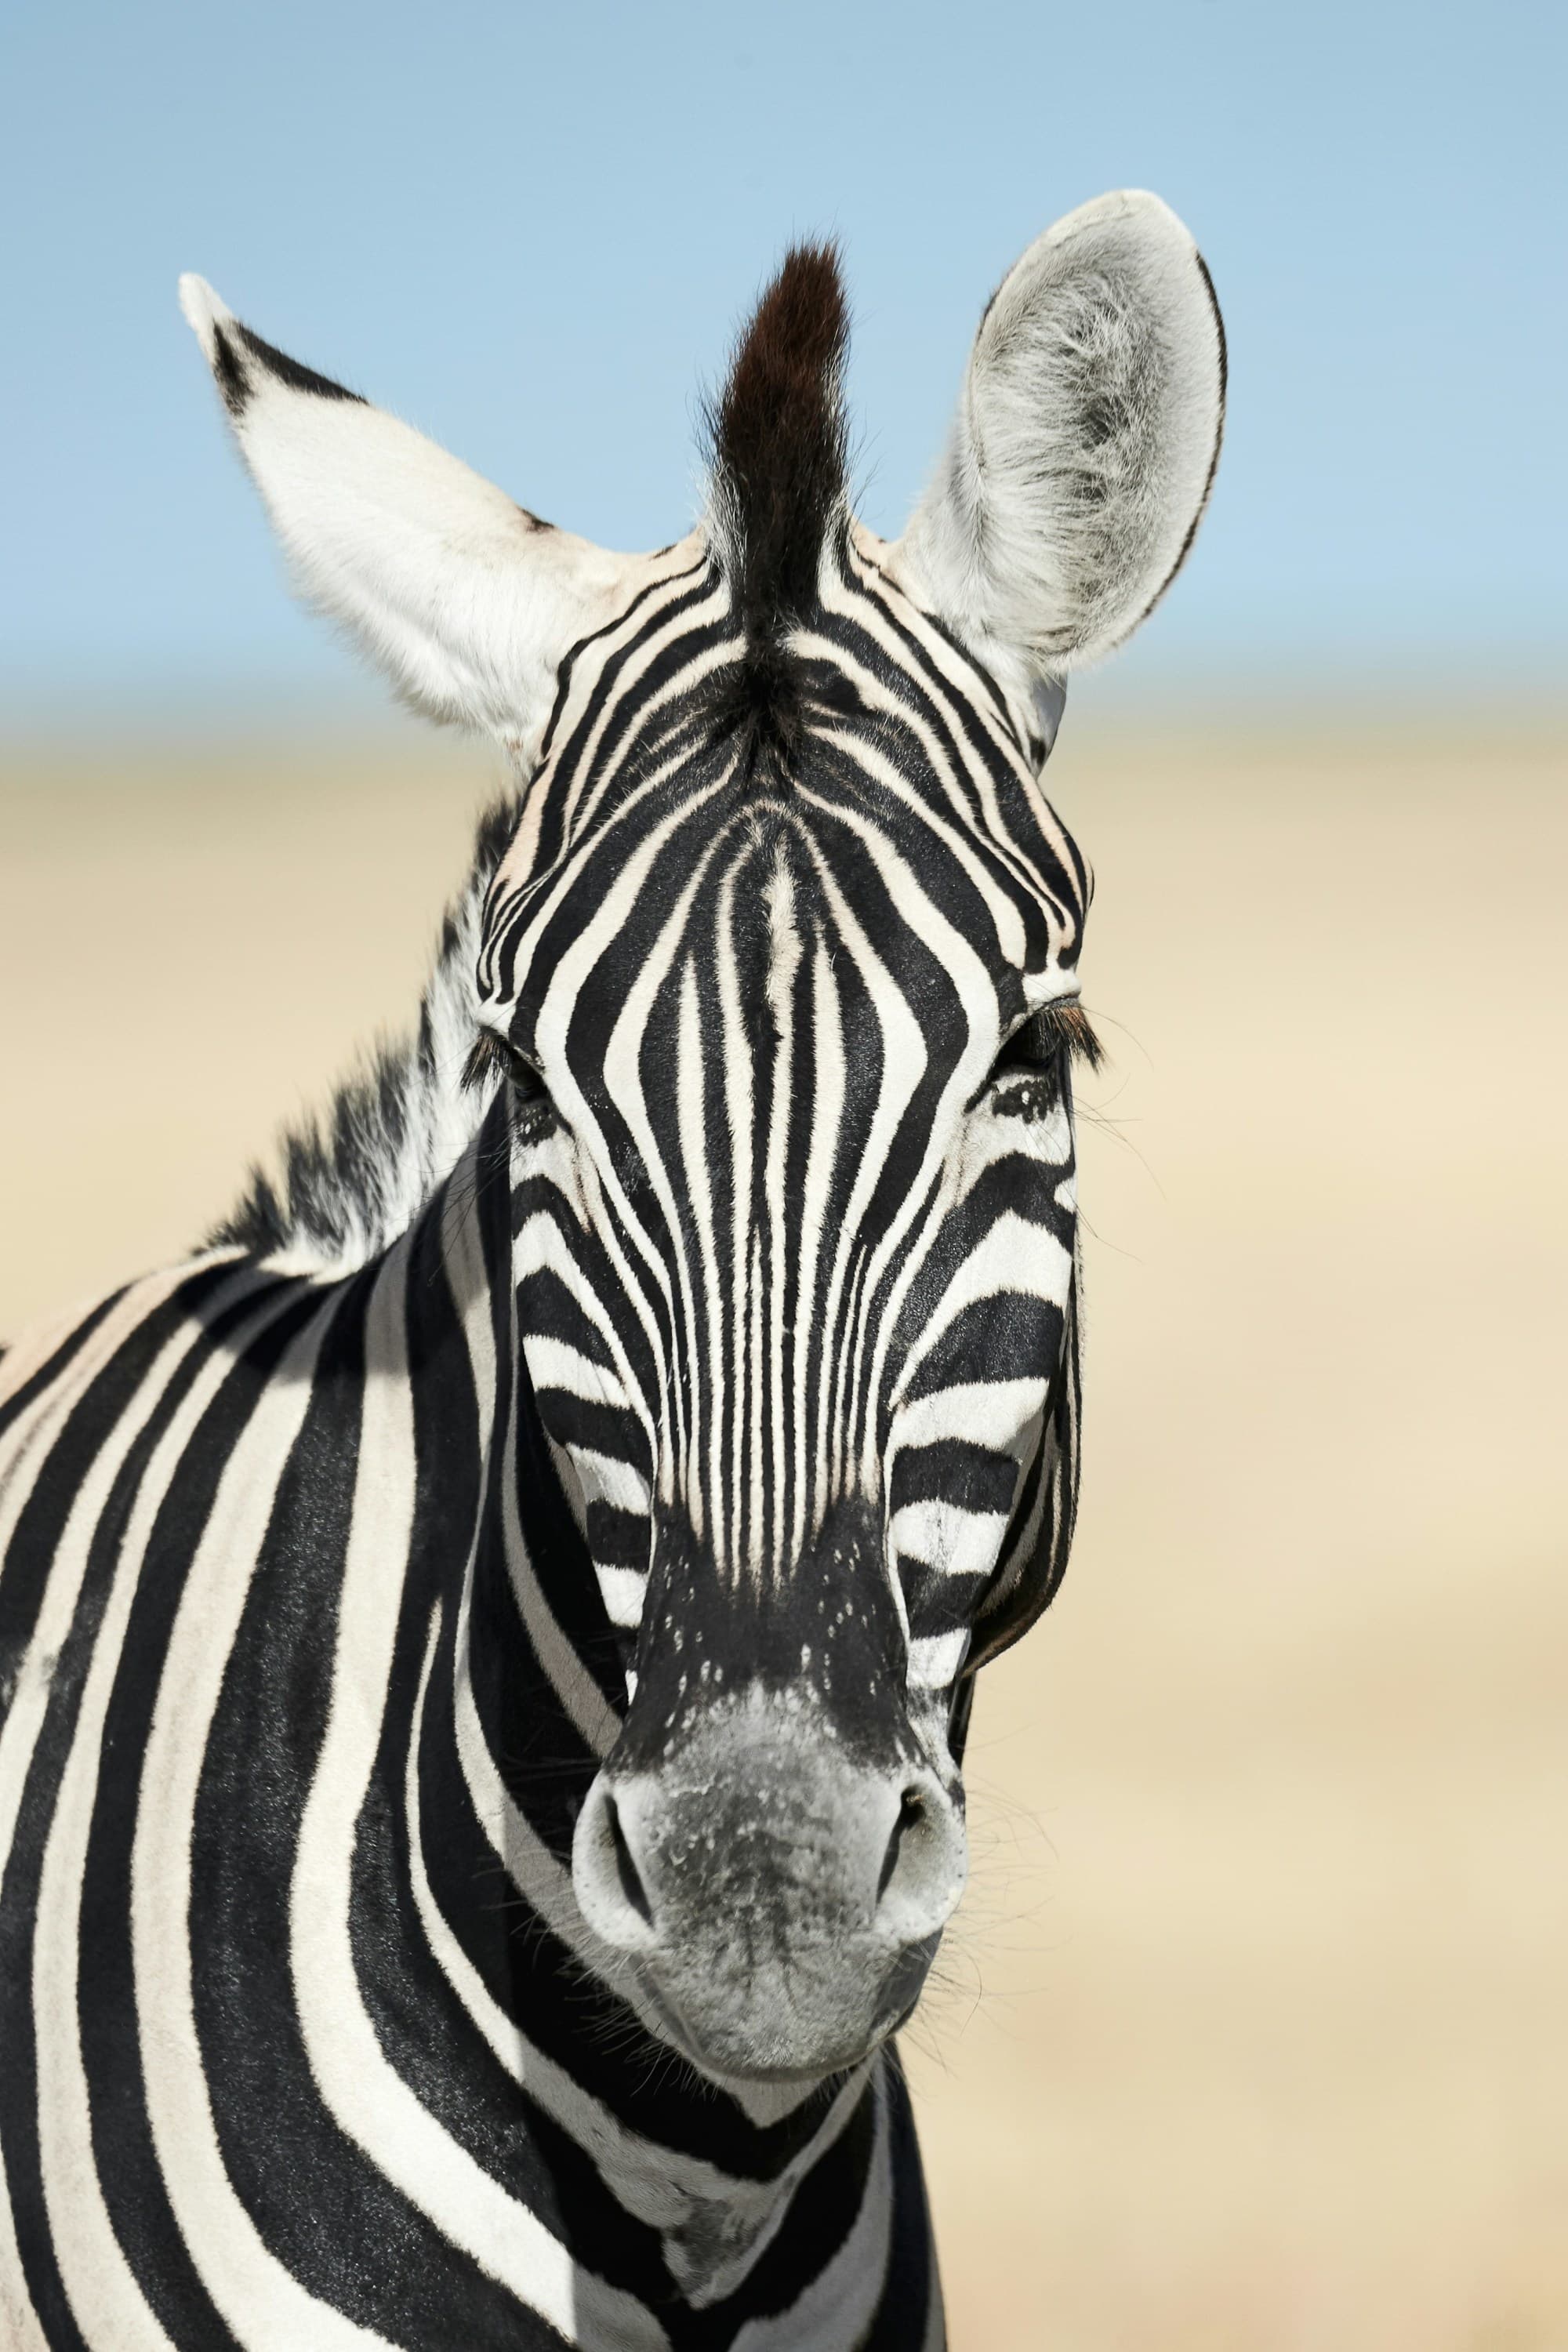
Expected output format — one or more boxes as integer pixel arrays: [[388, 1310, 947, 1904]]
[[2, 0, 1562, 722]]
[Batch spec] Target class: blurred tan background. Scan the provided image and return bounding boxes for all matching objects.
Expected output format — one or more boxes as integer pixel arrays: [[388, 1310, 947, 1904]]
[[2, 717, 1565, 2348]]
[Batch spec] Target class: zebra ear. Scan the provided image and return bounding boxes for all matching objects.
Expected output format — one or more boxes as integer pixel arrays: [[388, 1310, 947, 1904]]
[[891, 191, 1225, 679], [179, 276, 640, 747]]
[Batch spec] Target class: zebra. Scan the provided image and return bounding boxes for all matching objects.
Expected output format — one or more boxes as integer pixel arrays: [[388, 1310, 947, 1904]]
[[0, 191, 1223, 2349]]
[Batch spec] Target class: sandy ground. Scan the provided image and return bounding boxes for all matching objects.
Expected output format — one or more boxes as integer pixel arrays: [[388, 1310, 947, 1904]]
[[2, 717, 1565, 2348]]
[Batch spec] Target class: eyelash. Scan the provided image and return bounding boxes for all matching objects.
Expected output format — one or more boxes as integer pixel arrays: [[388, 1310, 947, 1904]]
[[462, 1032, 557, 1143], [997, 1000, 1105, 1076], [462, 1029, 535, 1092]]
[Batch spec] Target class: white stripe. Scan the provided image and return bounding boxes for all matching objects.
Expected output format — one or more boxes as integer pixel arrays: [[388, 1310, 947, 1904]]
[[762, 853, 801, 1580], [894, 1377, 1047, 1455], [596, 1566, 647, 1628], [801, 939, 848, 1550], [523, 1333, 627, 1403], [566, 1444, 652, 1518], [676, 955, 721, 1548], [890, 1498, 1012, 1581], [289, 1256, 669, 2350], [905, 1630, 970, 1689], [892, 1210, 1073, 1413], [712, 855, 756, 1577]]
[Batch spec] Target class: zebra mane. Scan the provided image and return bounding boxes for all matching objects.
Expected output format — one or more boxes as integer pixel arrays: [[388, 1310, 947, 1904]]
[[706, 241, 849, 760], [209, 793, 517, 1271]]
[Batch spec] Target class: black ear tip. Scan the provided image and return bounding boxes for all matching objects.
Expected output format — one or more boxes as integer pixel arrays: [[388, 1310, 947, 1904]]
[[233, 321, 366, 408], [209, 319, 252, 419]]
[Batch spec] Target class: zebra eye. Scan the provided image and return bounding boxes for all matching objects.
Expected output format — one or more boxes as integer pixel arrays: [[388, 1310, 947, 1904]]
[[989, 1000, 1103, 1120], [462, 1029, 549, 1102], [996, 1000, 1105, 1077]]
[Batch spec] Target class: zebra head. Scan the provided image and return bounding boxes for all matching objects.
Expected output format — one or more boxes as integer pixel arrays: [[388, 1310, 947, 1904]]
[[183, 193, 1223, 2085]]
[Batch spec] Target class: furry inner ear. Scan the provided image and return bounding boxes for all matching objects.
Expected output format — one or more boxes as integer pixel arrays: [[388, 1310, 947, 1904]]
[[178, 276, 650, 755], [891, 191, 1225, 681]]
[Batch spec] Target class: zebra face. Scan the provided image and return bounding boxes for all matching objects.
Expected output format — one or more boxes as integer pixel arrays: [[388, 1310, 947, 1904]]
[[183, 191, 1223, 2082], [469, 531, 1102, 2078]]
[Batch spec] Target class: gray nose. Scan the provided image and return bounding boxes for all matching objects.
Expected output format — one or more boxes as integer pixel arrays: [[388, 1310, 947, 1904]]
[[575, 1761, 961, 1953], [571, 1703, 967, 2077]]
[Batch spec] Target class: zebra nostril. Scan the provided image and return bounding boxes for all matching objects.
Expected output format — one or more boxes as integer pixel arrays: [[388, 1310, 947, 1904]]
[[605, 1793, 654, 1928], [572, 1776, 660, 1951], [877, 1786, 927, 1903], [873, 1777, 964, 1944]]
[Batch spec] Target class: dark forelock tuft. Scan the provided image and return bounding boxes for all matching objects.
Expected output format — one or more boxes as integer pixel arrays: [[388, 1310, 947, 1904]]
[[708, 241, 850, 671]]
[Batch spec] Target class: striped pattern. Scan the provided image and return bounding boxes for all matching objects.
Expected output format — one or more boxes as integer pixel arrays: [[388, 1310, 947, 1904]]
[[0, 528, 1087, 2346], [481, 525, 1088, 1683]]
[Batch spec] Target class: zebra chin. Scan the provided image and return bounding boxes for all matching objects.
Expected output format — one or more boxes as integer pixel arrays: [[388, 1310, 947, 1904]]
[[572, 1679, 968, 2085]]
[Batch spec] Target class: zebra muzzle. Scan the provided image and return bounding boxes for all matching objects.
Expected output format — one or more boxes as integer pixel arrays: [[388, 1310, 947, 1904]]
[[571, 1690, 967, 2083]]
